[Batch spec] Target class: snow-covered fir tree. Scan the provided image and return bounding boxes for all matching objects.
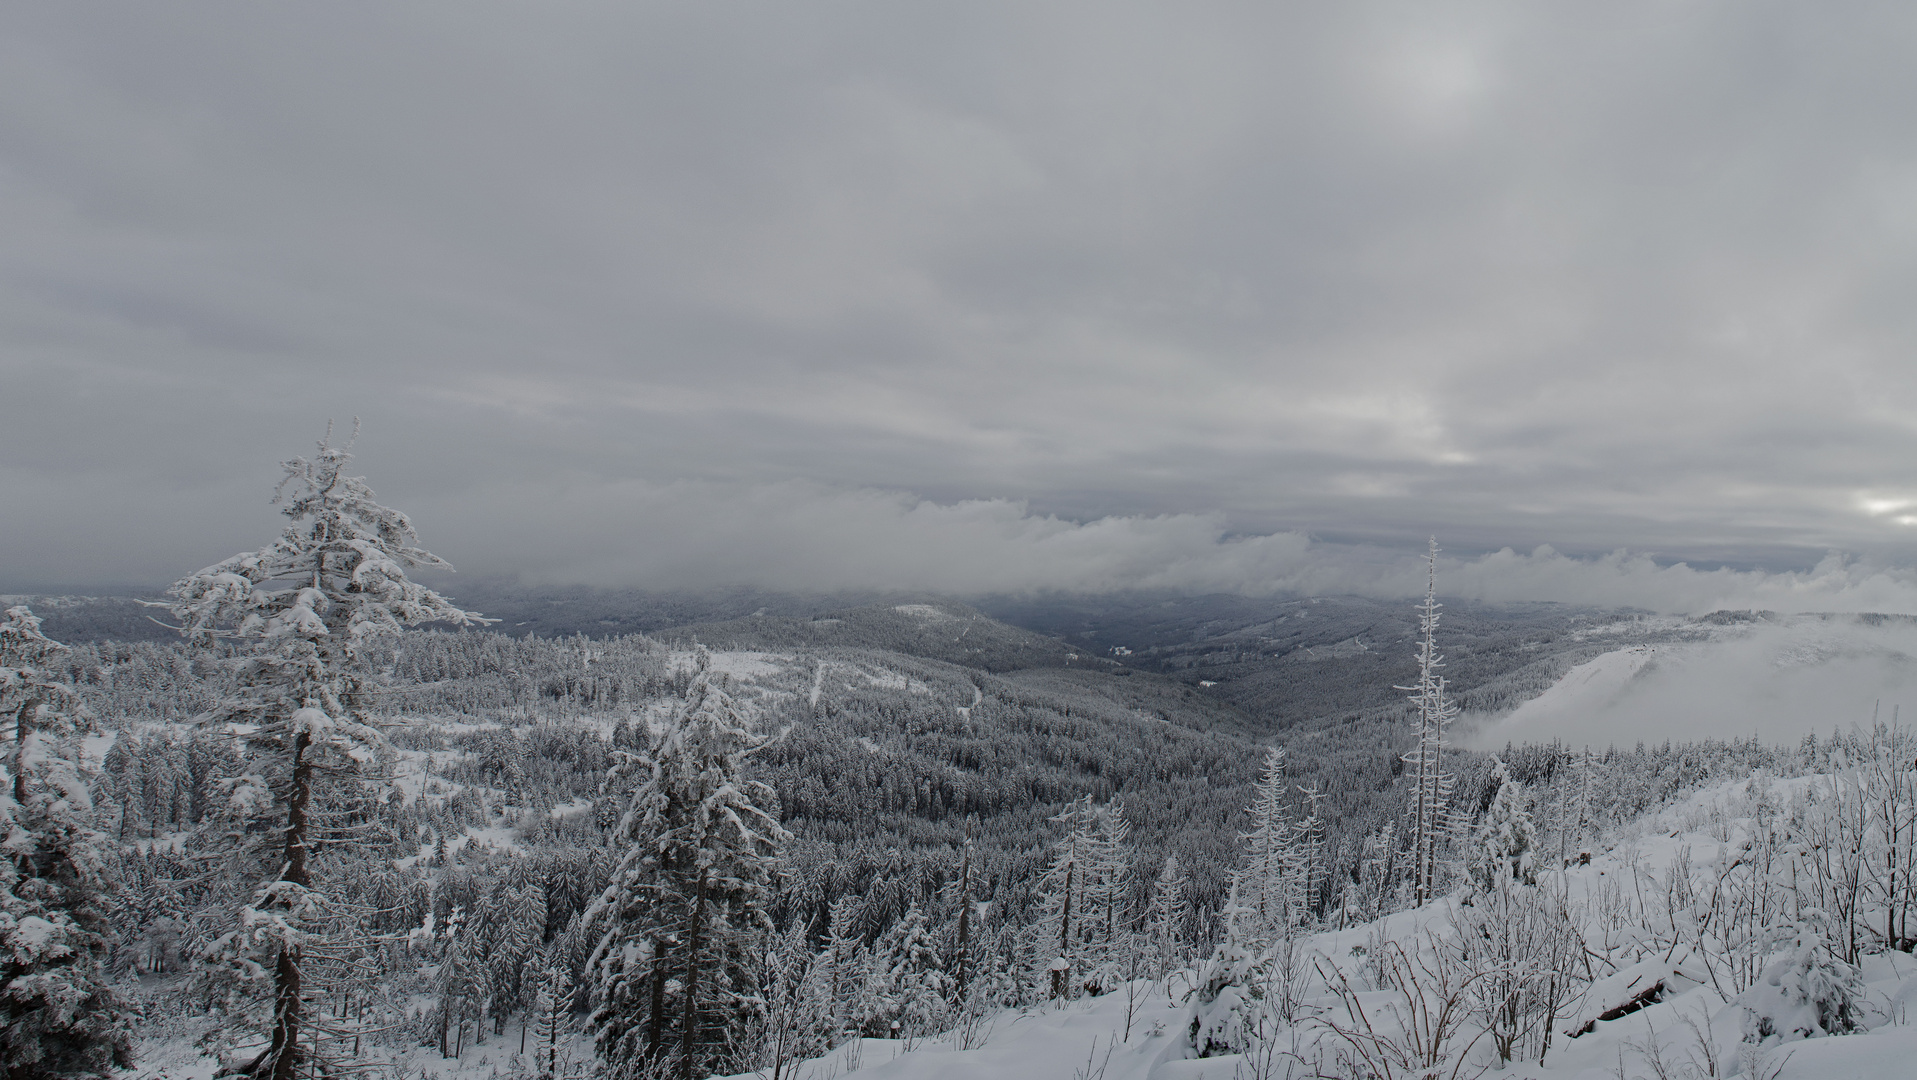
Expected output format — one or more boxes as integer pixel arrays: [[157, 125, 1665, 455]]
[[1186, 748, 1315, 1059], [433, 912, 483, 1058], [1186, 884, 1272, 1058], [1028, 794, 1134, 1000], [1738, 910, 1868, 1046], [749, 921, 829, 1077], [869, 906, 949, 1040], [1081, 797, 1134, 993], [1466, 757, 1538, 893], [584, 648, 790, 1080], [531, 963, 574, 1080], [0, 605, 132, 1079], [166, 426, 485, 1080], [1292, 781, 1327, 922], [1145, 853, 1190, 981], [1230, 746, 1298, 946], [947, 825, 978, 997], [975, 922, 1029, 1013], [488, 882, 545, 1036], [1346, 819, 1401, 924], [814, 893, 866, 1041]]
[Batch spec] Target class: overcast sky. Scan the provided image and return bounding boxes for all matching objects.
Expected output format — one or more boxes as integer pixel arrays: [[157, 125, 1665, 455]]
[[9, 2, 1917, 608]]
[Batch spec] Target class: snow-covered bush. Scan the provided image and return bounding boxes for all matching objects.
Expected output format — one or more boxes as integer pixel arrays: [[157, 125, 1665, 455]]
[[1186, 888, 1276, 1057], [1313, 932, 1494, 1080], [1735, 911, 1868, 1048], [1187, 933, 1270, 1056], [1449, 881, 1581, 1065]]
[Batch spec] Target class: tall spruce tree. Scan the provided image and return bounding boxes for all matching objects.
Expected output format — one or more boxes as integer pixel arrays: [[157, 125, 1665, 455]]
[[1145, 853, 1190, 981], [531, 963, 573, 1080], [584, 648, 789, 1080], [491, 882, 547, 1037], [817, 894, 865, 1041], [0, 606, 132, 1079], [168, 425, 484, 1080], [1293, 781, 1327, 923], [871, 907, 949, 1041], [1083, 798, 1135, 993]]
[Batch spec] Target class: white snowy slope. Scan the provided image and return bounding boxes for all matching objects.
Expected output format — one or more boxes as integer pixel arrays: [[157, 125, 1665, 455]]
[[730, 772, 1917, 1080], [1470, 615, 1917, 749]]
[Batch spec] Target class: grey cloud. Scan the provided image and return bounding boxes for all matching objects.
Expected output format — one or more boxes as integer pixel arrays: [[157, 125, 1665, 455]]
[[7, 3, 1917, 591]]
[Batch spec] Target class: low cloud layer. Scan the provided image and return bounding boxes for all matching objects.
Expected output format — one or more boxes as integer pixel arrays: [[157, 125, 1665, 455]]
[[431, 482, 1917, 613], [19, 462, 1917, 615]]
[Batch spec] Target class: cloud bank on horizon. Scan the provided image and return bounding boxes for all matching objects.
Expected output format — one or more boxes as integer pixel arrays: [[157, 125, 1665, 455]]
[[28, 472, 1917, 616], [462, 483, 1917, 614], [7, 3, 1917, 596]]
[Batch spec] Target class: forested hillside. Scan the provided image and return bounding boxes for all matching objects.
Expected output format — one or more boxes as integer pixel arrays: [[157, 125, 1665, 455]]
[[663, 601, 1090, 673], [31, 582, 1832, 1079], [6, 454, 1903, 1080], [68, 628, 1810, 1063], [977, 592, 1727, 734]]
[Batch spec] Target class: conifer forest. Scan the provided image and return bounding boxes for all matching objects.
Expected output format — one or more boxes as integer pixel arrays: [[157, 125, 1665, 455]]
[[9, 438, 1917, 1080]]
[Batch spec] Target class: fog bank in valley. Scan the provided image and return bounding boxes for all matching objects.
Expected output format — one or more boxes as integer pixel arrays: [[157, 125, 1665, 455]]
[[1466, 618, 1917, 750]]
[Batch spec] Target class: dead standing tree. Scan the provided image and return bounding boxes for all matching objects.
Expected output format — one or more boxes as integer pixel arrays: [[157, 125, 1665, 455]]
[[1397, 538, 1460, 906]]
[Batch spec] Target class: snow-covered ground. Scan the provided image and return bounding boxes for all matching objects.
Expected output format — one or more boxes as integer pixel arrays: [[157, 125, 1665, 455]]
[[106, 629, 1917, 1080], [713, 992, 1201, 1080], [116, 766, 1917, 1080], [126, 1011, 602, 1080], [723, 772, 1917, 1080]]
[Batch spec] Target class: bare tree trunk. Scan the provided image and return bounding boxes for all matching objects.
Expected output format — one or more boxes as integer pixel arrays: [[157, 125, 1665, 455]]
[[955, 833, 973, 995], [1054, 861, 1074, 999], [646, 943, 668, 1063], [266, 946, 305, 1080], [266, 729, 314, 1080], [12, 698, 34, 807], [648, 852, 673, 1063], [1408, 749, 1426, 904], [284, 731, 314, 887], [680, 870, 709, 1080], [1425, 699, 1443, 899]]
